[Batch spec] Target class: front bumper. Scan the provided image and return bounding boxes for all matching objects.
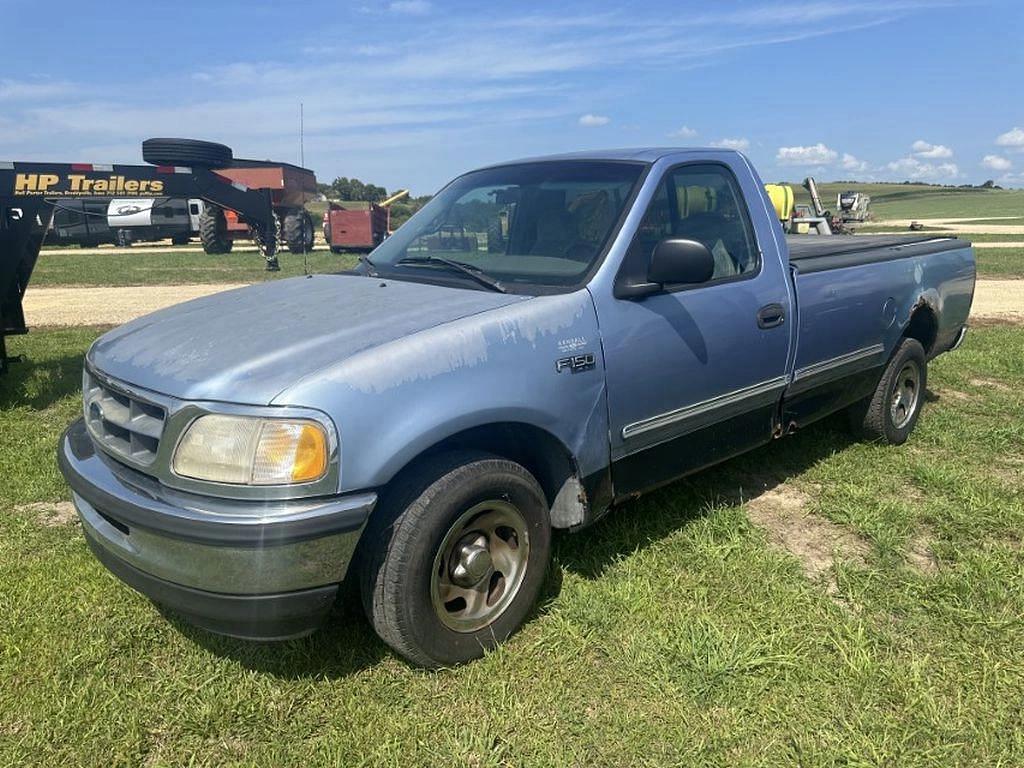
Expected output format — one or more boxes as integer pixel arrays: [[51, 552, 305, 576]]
[[58, 419, 376, 641]]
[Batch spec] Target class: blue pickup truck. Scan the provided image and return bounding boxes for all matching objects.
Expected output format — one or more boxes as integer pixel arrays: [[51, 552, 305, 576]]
[[59, 148, 975, 667]]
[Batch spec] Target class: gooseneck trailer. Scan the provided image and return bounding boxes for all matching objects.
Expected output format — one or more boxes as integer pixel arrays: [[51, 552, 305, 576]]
[[0, 138, 281, 374]]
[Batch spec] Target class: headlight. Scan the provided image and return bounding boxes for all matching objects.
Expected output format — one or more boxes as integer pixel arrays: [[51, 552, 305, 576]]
[[172, 414, 329, 485]]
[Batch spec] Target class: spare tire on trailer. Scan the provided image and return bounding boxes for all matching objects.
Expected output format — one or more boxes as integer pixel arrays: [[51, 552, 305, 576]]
[[199, 206, 233, 254], [142, 138, 233, 168], [284, 210, 315, 254]]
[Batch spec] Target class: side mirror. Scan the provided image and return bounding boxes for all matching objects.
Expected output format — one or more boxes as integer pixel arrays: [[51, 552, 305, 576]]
[[649, 238, 715, 285], [616, 238, 715, 299]]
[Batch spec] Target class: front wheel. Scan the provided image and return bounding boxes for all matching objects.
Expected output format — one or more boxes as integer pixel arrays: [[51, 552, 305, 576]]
[[358, 452, 551, 668], [848, 338, 927, 444]]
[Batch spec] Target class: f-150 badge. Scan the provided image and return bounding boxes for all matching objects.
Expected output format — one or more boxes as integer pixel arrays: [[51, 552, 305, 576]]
[[555, 353, 595, 374]]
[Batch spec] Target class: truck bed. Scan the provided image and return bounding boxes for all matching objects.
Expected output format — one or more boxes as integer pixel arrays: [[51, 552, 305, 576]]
[[786, 235, 970, 274]]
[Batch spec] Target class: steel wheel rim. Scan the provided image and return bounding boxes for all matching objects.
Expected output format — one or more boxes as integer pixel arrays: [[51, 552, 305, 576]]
[[890, 361, 921, 429], [430, 500, 530, 633]]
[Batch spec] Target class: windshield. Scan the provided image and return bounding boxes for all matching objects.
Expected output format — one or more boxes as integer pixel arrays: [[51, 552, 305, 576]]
[[368, 160, 645, 292]]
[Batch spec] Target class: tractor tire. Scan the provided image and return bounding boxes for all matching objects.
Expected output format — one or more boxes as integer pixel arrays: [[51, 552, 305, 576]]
[[199, 206, 233, 254], [284, 210, 315, 254], [142, 138, 233, 168], [171, 234, 191, 246]]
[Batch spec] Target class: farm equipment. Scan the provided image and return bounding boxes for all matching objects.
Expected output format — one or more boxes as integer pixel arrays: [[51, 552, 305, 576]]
[[837, 190, 871, 222], [195, 160, 318, 256], [765, 179, 834, 235], [323, 189, 409, 253], [0, 138, 282, 375]]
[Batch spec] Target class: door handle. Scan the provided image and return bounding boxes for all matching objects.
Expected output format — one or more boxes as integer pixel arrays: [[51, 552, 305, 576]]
[[757, 303, 786, 329]]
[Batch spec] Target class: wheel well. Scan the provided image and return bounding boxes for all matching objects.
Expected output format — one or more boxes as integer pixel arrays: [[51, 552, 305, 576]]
[[903, 304, 938, 355], [394, 423, 588, 529]]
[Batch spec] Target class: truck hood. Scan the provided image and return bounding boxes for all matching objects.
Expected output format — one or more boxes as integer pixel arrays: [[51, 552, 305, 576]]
[[87, 274, 528, 404]]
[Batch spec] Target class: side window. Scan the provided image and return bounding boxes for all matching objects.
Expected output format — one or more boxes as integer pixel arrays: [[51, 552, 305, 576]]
[[622, 164, 759, 286]]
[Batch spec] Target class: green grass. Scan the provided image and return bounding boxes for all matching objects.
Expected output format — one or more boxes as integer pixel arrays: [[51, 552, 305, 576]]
[[31, 248, 358, 287], [1, 327, 1022, 766], [789, 182, 1024, 221], [975, 248, 1024, 278]]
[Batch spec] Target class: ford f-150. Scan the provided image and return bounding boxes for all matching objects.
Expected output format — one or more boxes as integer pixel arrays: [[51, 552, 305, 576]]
[[58, 147, 975, 667]]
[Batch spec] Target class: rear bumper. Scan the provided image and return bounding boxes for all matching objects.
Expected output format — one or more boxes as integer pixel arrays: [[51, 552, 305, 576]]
[[59, 419, 377, 640], [949, 324, 968, 352]]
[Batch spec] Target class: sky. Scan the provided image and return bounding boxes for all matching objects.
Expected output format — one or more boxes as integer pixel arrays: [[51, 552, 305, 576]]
[[0, 0, 1022, 194]]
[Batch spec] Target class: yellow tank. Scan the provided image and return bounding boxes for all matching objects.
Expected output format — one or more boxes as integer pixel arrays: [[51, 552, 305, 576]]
[[765, 183, 795, 222]]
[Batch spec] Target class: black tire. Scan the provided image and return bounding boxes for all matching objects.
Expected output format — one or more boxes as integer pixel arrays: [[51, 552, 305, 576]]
[[284, 210, 315, 254], [357, 451, 552, 668], [171, 234, 190, 246], [199, 206, 233, 254], [848, 338, 927, 444], [142, 138, 232, 168]]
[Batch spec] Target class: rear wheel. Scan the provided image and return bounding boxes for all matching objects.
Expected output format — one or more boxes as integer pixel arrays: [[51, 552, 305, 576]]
[[199, 206, 233, 254], [358, 452, 552, 668], [284, 210, 315, 254], [848, 338, 927, 444]]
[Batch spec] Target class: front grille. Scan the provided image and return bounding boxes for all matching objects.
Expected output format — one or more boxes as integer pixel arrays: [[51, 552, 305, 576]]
[[83, 369, 166, 467]]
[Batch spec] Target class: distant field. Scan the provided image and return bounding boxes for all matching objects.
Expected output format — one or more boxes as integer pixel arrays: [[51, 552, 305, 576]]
[[790, 182, 1024, 220]]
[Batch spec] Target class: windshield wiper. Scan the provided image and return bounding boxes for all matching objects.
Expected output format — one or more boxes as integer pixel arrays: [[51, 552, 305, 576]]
[[358, 253, 379, 277], [395, 256, 506, 293]]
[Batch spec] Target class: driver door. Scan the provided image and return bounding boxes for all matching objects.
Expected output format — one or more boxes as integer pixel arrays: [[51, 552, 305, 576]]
[[596, 162, 792, 496]]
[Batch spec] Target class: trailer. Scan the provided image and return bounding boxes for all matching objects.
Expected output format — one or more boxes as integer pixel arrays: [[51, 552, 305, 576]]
[[197, 161, 318, 256], [323, 189, 409, 253], [0, 138, 280, 375]]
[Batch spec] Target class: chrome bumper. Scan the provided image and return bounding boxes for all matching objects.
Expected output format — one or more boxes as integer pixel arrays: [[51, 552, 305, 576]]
[[59, 419, 376, 639]]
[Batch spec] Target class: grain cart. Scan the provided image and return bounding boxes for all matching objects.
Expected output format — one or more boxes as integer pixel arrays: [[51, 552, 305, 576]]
[[323, 189, 409, 253], [0, 138, 279, 375], [198, 161, 318, 256]]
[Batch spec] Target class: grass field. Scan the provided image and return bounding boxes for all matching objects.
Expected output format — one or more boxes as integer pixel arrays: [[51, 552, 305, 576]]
[[791, 181, 1024, 220], [30, 248, 359, 287], [976, 248, 1024, 278], [1, 327, 1022, 766]]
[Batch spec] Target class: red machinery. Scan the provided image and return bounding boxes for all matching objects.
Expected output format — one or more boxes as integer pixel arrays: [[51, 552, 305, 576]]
[[323, 189, 409, 253], [199, 160, 318, 256]]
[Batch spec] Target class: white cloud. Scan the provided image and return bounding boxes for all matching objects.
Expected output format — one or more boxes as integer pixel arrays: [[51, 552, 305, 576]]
[[388, 0, 431, 14], [982, 154, 1012, 172], [0, 78, 72, 102], [840, 153, 868, 173], [776, 143, 838, 166], [669, 125, 698, 139], [886, 157, 960, 181], [995, 127, 1024, 150], [578, 113, 610, 127], [912, 140, 953, 159], [711, 137, 750, 151]]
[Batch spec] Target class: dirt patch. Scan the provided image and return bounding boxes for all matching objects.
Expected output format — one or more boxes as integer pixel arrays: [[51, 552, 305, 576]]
[[16, 501, 78, 527], [746, 483, 870, 595], [23, 284, 248, 327], [907, 531, 939, 575], [969, 377, 1013, 393], [932, 387, 975, 404], [971, 280, 1024, 325]]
